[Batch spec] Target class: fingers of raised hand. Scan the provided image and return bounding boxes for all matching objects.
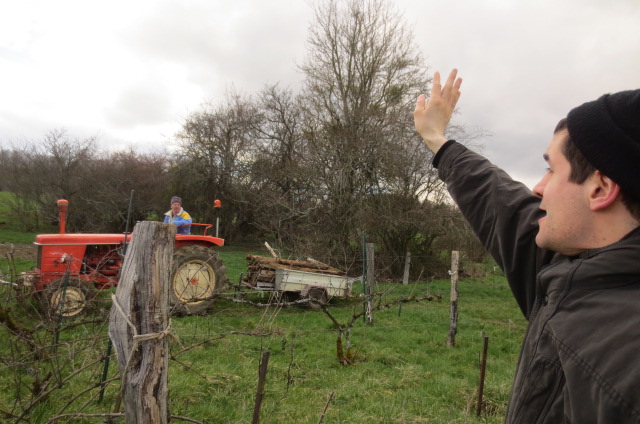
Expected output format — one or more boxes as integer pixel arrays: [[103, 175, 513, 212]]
[[444, 69, 458, 88], [441, 69, 460, 101], [432, 71, 442, 89], [415, 69, 462, 115], [413, 95, 426, 116]]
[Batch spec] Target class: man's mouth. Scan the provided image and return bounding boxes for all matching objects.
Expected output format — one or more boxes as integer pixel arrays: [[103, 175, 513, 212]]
[[538, 209, 547, 223]]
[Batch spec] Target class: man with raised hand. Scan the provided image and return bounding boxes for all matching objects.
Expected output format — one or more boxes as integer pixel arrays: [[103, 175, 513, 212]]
[[414, 69, 640, 422]]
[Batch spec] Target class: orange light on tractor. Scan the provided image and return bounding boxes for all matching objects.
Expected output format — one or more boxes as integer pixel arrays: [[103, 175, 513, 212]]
[[57, 199, 69, 234], [213, 199, 222, 238]]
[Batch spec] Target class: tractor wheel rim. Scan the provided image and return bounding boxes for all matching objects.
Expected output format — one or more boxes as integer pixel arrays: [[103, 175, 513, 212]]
[[173, 260, 216, 304], [51, 287, 86, 317]]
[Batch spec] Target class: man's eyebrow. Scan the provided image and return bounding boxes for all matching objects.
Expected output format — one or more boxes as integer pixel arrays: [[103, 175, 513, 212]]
[[543, 153, 550, 162]]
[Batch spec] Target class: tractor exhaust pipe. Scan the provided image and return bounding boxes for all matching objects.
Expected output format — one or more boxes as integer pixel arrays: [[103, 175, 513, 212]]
[[57, 199, 69, 234]]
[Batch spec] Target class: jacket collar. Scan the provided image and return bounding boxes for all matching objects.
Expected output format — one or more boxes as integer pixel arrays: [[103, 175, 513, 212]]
[[579, 226, 640, 260], [546, 226, 640, 290], [165, 207, 183, 217]]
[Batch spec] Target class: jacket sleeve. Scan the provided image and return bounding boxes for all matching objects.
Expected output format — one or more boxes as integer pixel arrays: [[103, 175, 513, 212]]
[[436, 142, 553, 318]]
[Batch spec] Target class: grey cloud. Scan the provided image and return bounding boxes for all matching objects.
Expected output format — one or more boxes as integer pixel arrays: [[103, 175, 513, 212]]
[[3, 0, 639, 175], [106, 85, 172, 128], [404, 0, 640, 184], [122, 1, 309, 95]]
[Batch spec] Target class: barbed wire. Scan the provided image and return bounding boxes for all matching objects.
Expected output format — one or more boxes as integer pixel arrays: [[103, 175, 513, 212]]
[[0, 241, 508, 422], [1, 316, 516, 378]]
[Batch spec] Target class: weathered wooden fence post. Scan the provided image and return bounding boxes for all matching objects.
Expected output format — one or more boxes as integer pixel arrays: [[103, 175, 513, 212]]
[[365, 243, 375, 325], [476, 331, 490, 416], [252, 350, 271, 424], [108, 221, 175, 424], [317, 391, 335, 424], [402, 251, 411, 285], [447, 250, 460, 348]]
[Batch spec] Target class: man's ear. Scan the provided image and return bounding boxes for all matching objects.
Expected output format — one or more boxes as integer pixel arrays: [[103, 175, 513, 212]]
[[588, 171, 622, 211]]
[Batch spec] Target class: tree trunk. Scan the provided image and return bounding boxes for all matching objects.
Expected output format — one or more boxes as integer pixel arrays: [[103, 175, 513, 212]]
[[108, 221, 175, 424]]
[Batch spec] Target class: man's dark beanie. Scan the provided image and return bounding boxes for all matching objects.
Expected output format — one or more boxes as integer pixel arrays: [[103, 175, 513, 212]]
[[170, 196, 182, 206], [567, 88, 640, 200]]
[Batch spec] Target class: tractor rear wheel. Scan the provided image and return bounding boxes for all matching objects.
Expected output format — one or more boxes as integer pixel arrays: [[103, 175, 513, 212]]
[[170, 245, 228, 315], [43, 277, 98, 320]]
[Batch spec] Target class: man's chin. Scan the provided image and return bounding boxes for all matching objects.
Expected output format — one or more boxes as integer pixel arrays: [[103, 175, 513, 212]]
[[535, 236, 585, 256], [535, 234, 557, 252]]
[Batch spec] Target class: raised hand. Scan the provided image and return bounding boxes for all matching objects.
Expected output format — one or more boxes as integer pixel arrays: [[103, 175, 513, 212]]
[[413, 69, 462, 153]]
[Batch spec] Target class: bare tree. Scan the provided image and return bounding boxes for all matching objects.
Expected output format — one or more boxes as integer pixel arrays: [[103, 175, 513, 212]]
[[249, 84, 319, 245], [297, 0, 445, 264], [173, 89, 262, 243], [0, 130, 96, 231], [0, 147, 43, 230], [0, 130, 170, 233], [79, 149, 170, 232]]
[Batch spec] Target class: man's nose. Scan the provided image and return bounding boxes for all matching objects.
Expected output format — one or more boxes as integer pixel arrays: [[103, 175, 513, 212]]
[[532, 174, 548, 198]]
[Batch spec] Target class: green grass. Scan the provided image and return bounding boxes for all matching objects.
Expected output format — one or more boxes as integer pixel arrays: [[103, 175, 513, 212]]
[[0, 191, 44, 243], [0, 242, 525, 423], [0, 229, 37, 244], [218, 245, 264, 283], [0, 258, 34, 281], [160, 274, 524, 423]]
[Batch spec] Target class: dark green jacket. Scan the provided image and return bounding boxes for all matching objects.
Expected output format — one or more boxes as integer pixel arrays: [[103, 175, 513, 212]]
[[436, 141, 640, 423]]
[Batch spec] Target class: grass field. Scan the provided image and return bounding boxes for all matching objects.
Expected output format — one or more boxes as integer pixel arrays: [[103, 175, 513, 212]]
[[0, 191, 48, 244], [0, 199, 524, 423], [0, 242, 525, 424]]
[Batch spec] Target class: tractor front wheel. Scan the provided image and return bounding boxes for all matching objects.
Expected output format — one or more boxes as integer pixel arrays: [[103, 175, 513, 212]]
[[42, 277, 98, 320], [170, 245, 228, 315]]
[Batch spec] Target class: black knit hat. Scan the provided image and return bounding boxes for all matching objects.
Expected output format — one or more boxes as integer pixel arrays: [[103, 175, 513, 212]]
[[170, 196, 182, 206], [567, 89, 640, 200]]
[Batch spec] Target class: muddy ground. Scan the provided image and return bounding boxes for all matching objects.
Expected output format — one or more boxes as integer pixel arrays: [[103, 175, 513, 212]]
[[0, 243, 37, 261]]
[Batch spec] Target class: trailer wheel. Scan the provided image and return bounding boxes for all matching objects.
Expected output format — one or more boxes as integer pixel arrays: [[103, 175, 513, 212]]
[[43, 277, 98, 320], [307, 288, 328, 309], [170, 245, 228, 315]]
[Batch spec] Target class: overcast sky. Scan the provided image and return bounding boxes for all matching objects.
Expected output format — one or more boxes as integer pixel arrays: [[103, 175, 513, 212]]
[[1, 0, 639, 189]]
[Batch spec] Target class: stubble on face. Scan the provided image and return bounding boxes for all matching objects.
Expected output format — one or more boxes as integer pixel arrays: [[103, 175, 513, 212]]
[[534, 132, 590, 256]]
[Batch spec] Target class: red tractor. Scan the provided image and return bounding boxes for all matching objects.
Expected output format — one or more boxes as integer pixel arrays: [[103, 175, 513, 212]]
[[21, 199, 228, 318]]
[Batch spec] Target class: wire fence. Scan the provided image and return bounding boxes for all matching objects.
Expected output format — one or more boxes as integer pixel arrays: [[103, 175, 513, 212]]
[[0, 241, 509, 423]]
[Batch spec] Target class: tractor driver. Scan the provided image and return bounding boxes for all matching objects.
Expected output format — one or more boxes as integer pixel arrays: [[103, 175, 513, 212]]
[[163, 196, 192, 235]]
